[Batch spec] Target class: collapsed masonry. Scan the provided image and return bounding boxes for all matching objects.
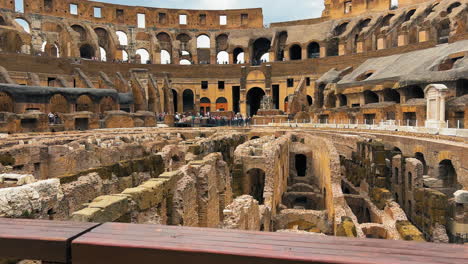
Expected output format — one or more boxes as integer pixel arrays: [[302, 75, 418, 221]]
[[0, 127, 465, 243]]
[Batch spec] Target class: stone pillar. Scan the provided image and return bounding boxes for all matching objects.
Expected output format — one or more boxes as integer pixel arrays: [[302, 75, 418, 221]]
[[320, 46, 326, 58], [424, 84, 448, 128]]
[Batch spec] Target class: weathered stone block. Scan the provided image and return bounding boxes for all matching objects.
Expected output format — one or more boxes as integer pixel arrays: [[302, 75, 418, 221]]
[[454, 190, 468, 204], [87, 195, 129, 222], [396, 220, 425, 242], [71, 207, 103, 222]]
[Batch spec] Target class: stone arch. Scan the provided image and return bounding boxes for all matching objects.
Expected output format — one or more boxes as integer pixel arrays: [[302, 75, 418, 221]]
[[160, 49, 171, 64], [197, 34, 211, 64], [246, 168, 266, 204], [383, 88, 400, 103], [197, 34, 211, 48], [182, 89, 194, 112], [0, 92, 13, 112], [404, 9, 416, 22], [71, 25, 87, 41], [233, 47, 245, 64], [79, 44, 95, 59], [246, 87, 265, 116], [76, 95, 93, 112], [14, 18, 30, 33], [176, 33, 191, 51], [216, 34, 228, 52], [216, 97, 228, 111], [43, 42, 59, 57], [437, 19, 450, 44], [447, 2, 461, 14], [99, 96, 116, 113], [415, 152, 428, 175], [216, 51, 229, 64], [363, 90, 379, 104], [200, 97, 211, 115], [115, 30, 128, 46], [289, 44, 302, 60], [49, 94, 69, 113], [136, 48, 150, 64], [252, 38, 271, 65], [180, 59, 191, 65], [334, 22, 349, 36], [337, 94, 347, 107], [381, 14, 394, 27], [0, 31, 23, 53], [307, 42, 320, 58], [405, 86, 424, 100], [438, 159, 457, 189]]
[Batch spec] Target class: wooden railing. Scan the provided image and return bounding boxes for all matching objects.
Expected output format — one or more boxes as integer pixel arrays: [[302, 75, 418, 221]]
[[0, 218, 466, 264]]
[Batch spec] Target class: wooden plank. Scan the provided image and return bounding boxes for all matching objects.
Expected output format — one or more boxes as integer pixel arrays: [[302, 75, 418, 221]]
[[72, 223, 468, 264], [0, 218, 99, 263]]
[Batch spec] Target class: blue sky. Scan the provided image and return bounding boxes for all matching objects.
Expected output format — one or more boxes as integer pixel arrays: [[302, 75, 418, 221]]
[[95, 0, 325, 24]]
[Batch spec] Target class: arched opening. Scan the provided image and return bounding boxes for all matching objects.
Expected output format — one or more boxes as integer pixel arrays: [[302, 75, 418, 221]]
[[136, 48, 150, 64], [276, 31, 288, 61], [307, 42, 320, 58], [363, 90, 379, 104], [289, 44, 302, 60], [156, 32, 171, 48], [246, 168, 265, 204], [415, 152, 427, 175], [246, 87, 265, 116], [438, 160, 457, 188], [216, 34, 228, 52], [438, 20, 450, 44], [307, 95, 313, 106], [79, 44, 95, 59], [216, 97, 228, 111], [99, 96, 116, 113], [14, 18, 30, 33], [200, 97, 211, 115], [295, 154, 307, 177], [383, 88, 400, 103], [447, 2, 461, 14], [338, 94, 347, 107], [182, 89, 194, 112], [216, 51, 229, 64], [116, 31, 128, 46], [252, 38, 271, 66], [99, 46, 107, 61], [179, 59, 191, 65], [284, 97, 289, 112], [172, 89, 178, 113], [197, 34, 210, 48], [382, 14, 394, 27], [176, 33, 191, 51], [334, 22, 349, 36], [42, 42, 59, 57], [0, 16, 6, 26], [160, 49, 171, 64], [0, 92, 13, 112], [94, 28, 110, 57], [49, 94, 69, 113], [326, 38, 339, 56], [404, 9, 416, 22], [405, 86, 424, 100], [233, 48, 245, 64], [197, 34, 211, 64], [76, 95, 93, 112], [71, 25, 87, 41], [358, 19, 371, 31]]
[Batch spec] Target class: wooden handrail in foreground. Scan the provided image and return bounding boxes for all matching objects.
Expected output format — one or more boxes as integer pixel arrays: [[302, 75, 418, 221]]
[[0, 218, 467, 264]]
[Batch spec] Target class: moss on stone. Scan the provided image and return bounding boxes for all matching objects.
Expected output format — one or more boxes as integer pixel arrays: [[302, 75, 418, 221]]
[[396, 220, 425, 242], [336, 217, 357, 237]]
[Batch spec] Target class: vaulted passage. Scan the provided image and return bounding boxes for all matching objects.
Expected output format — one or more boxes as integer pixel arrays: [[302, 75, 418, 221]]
[[182, 89, 194, 112], [246, 87, 265, 116], [79, 44, 94, 59]]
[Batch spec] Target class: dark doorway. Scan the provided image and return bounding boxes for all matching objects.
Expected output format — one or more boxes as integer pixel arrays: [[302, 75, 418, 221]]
[[232, 86, 240, 113], [246, 87, 265, 116], [79, 44, 94, 59], [289, 44, 302, 60], [75, 118, 89, 131], [295, 154, 307, 177], [415, 152, 428, 175], [252, 38, 271, 65], [182, 89, 194, 112], [247, 168, 266, 204], [273, 85, 280, 109], [307, 42, 320, 58], [172, 89, 178, 113]]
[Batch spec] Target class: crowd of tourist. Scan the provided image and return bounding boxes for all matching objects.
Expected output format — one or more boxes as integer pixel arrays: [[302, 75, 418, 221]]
[[157, 112, 252, 127], [47, 112, 62, 124]]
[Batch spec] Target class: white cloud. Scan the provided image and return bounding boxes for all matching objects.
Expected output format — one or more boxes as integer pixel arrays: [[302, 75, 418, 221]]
[[95, 0, 324, 23]]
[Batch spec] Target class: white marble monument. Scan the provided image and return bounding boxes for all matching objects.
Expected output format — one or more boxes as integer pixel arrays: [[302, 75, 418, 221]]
[[424, 84, 448, 129]]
